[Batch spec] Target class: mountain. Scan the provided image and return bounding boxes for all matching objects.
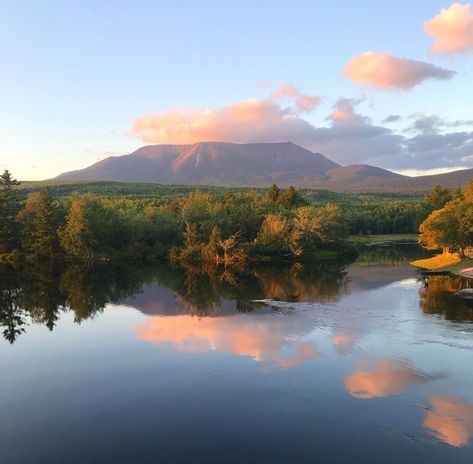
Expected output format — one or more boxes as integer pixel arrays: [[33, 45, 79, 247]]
[[57, 142, 340, 186], [55, 141, 473, 192]]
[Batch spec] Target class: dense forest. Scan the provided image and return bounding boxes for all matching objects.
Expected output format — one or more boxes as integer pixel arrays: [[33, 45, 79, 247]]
[[0, 169, 455, 266]]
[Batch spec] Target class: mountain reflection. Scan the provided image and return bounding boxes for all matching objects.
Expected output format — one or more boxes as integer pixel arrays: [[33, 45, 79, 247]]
[[344, 358, 444, 399], [424, 396, 473, 447]]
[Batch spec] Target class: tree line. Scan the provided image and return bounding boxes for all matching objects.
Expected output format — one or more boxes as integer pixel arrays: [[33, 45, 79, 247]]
[[2, 169, 454, 266], [1, 170, 354, 266]]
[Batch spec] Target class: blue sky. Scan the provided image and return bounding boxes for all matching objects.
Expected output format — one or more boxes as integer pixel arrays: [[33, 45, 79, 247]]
[[1, 0, 473, 179]]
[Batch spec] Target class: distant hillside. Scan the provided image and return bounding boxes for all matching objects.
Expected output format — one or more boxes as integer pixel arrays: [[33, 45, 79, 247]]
[[56, 142, 340, 186], [55, 141, 473, 192]]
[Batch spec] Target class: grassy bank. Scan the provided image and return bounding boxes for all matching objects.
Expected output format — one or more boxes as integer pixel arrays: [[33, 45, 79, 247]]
[[410, 253, 473, 275], [348, 234, 418, 245]]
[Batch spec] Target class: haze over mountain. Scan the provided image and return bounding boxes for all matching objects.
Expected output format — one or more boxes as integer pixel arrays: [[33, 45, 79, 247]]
[[56, 141, 473, 192]]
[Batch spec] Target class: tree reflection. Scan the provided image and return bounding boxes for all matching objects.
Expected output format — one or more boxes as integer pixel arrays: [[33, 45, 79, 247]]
[[4, 250, 471, 344], [419, 275, 473, 321], [0, 262, 155, 343], [0, 265, 27, 343]]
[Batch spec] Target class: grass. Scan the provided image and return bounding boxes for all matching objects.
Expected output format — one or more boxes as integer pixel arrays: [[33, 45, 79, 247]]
[[348, 234, 418, 245], [410, 253, 473, 276], [410, 253, 461, 270]]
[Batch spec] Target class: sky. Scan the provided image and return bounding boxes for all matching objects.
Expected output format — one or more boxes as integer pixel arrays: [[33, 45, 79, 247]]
[[1, 0, 473, 179]]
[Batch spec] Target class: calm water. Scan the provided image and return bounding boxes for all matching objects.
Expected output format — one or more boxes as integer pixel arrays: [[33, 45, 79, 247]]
[[1, 245, 473, 463]]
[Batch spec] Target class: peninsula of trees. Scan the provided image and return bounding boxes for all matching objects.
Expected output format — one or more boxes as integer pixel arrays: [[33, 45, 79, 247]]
[[0, 170, 351, 267]]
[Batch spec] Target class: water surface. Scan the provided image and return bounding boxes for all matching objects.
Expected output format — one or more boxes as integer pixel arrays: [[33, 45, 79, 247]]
[[1, 244, 473, 463]]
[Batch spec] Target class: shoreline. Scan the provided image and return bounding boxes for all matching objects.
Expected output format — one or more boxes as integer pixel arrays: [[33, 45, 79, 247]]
[[410, 254, 473, 278]]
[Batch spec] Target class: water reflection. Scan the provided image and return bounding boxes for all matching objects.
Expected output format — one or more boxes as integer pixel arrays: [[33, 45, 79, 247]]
[[0, 262, 148, 343], [2, 244, 472, 345], [420, 275, 473, 321], [138, 313, 320, 369], [424, 396, 473, 447], [1, 245, 473, 462], [344, 358, 444, 399]]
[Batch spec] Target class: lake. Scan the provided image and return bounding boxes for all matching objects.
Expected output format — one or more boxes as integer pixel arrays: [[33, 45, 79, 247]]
[[1, 244, 473, 463]]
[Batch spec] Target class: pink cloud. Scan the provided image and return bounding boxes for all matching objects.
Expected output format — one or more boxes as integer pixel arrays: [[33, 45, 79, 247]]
[[328, 98, 365, 122], [128, 91, 473, 172], [130, 86, 320, 145], [343, 52, 455, 89], [270, 84, 320, 112], [424, 3, 473, 54]]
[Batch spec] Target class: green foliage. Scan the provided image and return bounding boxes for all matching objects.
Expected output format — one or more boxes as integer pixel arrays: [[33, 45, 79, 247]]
[[17, 188, 62, 260], [4, 171, 446, 266], [0, 170, 21, 256], [423, 184, 453, 211]]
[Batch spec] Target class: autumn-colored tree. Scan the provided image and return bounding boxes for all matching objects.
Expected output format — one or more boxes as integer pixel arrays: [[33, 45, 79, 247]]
[[18, 188, 61, 260], [313, 204, 347, 243], [418, 194, 473, 256], [59, 194, 94, 259], [418, 207, 458, 254], [253, 213, 303, 256]]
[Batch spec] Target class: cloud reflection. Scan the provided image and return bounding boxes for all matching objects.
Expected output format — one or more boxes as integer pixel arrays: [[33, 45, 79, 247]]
[[424, 396, 473, 447], [137, 313, 319, 369], [344, 358, 443, 399]]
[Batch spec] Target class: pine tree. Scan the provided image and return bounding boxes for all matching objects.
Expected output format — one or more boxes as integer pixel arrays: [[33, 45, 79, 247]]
[[0, 170, 21, 255]]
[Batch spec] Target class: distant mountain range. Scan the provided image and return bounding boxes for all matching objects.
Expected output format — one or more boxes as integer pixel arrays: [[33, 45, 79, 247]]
[[56, 141, 473, 192]]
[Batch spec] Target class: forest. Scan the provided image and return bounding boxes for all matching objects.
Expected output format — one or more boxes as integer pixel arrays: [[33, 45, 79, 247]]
[[0, 169, 454, 267]]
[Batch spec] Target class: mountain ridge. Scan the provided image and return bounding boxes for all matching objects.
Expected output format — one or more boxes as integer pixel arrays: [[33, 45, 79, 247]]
[[55, 141, 472, 192]]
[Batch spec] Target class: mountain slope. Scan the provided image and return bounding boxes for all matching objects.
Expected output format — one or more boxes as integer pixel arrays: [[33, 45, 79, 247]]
[[56, 141, 340, 186], [55, 141, 473, 192]]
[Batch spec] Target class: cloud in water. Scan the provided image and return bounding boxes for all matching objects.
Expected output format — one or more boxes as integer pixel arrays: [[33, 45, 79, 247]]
[[343, 52, 455, 90], [137, 312, 319, 369], [425, 3, 473, 54], [423, 396, 473, 447], [344, 358, 444, 399]]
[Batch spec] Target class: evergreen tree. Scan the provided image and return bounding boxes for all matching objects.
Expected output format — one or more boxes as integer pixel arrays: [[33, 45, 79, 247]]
[[264, 184, 281, 204], [0, 170, 20, 255], [423, 184, 453, 211]]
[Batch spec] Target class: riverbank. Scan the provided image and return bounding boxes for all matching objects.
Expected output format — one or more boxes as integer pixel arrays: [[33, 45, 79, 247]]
[[410, 253, 473, 277]]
